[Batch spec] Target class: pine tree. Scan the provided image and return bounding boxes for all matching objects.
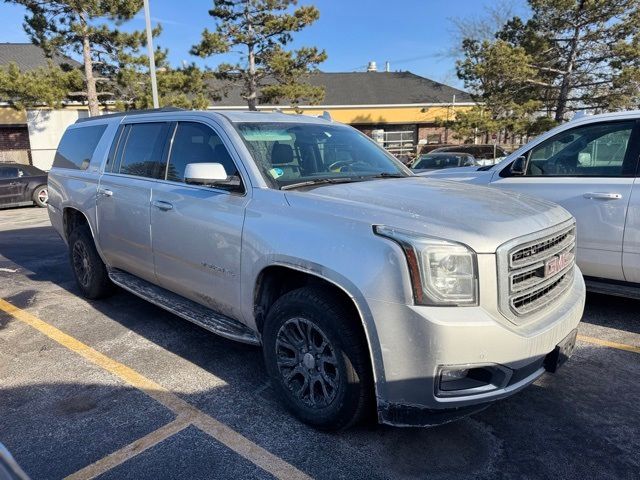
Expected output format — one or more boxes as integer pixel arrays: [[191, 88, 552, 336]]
[[0, 62, 84, 109], [7, 0, 146, 116], [114, 45, 215, 110], [191, 0, 327, 111], [457, 0, 640, 123]]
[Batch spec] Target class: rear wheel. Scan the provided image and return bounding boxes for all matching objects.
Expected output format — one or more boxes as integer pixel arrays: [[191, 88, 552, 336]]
[[68, 225, 114, 299], [262, 286, 373, 430], [32, 185, 48, 207]]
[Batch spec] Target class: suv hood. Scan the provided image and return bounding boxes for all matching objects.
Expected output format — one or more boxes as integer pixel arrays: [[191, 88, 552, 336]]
[[284, 177, 572, 253]]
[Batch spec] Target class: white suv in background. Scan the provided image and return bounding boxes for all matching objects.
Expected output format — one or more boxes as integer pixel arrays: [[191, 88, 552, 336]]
[[421, 111, 640, 297]]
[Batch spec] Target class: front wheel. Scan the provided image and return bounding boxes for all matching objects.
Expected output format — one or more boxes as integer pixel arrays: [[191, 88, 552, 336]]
[[262, 286, 373, 430], [32, 185, 48, 207]]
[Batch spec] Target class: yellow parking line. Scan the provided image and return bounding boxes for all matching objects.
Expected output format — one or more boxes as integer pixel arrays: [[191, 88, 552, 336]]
[[65, 417, 192, 480], [577, 334, 640, 355], [0, 299, 311, 480]]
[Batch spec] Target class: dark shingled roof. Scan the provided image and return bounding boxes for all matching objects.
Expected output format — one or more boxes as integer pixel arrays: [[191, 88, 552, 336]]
[[210, 71, 473, 107], [0, 43, 81, 71]]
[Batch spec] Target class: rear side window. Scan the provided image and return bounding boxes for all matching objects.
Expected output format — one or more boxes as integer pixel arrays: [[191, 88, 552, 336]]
[[117, 123, 170, 179], [53, 125, 107, 170], [0, 166, 19, 178]]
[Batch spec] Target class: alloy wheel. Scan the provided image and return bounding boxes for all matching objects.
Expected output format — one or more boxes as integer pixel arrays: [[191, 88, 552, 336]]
[[37, 188, 48, 204], [275, 317, 340, 408], [72, 241, 92, 288]]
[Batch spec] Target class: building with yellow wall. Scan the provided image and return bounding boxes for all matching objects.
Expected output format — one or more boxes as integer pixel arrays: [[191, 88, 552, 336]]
[[209, 70, 475, 156], [1, 44, 475, 168]]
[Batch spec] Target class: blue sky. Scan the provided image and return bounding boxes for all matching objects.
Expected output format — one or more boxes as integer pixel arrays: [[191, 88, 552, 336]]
[[1, 0, 528, 88]]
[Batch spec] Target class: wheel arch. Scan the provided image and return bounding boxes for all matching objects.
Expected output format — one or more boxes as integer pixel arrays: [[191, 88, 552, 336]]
[[62, 207, 93, 241], [252, 262, 385, 402], [61, 206, 108, 266]]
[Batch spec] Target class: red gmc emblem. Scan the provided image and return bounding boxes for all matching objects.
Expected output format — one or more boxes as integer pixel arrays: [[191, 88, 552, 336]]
[[544, 252, 573, 277]]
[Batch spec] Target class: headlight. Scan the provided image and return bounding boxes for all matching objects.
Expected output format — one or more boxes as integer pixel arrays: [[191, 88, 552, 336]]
[[374, 225, 478, 306]]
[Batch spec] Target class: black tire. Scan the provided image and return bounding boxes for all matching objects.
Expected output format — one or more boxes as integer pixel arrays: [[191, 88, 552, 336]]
[[68, 224, 114, 299], [262, 286, 373, 430], [32, 185, 48, 208]]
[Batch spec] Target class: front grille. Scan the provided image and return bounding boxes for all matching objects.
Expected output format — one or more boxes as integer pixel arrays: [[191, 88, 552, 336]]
[[511, 228, 573, 268], [498, 222, 576, 323]]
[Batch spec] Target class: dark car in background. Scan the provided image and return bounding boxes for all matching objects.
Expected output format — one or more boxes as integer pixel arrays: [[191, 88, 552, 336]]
[[0, 163, 48, 209], [411, 152, 478, 172], [422, 144, 508, 161]]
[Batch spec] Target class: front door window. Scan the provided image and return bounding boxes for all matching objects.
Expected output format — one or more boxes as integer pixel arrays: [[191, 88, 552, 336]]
[[525, 122, 635, 177]]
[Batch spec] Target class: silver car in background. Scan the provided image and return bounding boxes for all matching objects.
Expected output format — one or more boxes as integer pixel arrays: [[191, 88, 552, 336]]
[[47, 109, 585, 430], [421, 111, 640, 298]]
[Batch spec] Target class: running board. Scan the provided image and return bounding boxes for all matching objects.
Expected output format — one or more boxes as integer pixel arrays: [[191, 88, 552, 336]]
[[585, 278, 640, 300], [108, 269, 260, 345]]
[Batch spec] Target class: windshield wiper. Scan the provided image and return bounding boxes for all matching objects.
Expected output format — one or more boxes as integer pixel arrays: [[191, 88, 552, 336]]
[[280, 177, 360, 190], [367, 172, 407, 178]]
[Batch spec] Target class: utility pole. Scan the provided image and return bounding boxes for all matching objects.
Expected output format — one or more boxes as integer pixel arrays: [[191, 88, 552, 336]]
[[143, 0, 159, 108]]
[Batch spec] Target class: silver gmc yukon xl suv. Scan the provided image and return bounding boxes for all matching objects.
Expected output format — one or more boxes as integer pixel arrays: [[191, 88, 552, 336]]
[[47, 109, 585, 430]]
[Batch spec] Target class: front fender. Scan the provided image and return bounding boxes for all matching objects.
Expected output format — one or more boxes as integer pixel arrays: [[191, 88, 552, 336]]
[[240, 189, 415, 406]]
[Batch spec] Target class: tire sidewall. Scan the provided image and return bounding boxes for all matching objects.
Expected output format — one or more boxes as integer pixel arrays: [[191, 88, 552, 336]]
[[263, 290, 365, 429], [68, 226, 109, 299]]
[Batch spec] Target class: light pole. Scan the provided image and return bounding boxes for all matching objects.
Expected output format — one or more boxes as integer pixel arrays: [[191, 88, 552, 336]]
[[143, 0, 159, 109]]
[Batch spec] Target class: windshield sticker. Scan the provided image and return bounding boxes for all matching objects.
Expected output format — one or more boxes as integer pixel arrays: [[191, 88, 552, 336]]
[[269, 167, 284, 179]]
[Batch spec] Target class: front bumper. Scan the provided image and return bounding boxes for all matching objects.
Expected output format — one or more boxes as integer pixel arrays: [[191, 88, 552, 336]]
[[367, 268, 585, 426]]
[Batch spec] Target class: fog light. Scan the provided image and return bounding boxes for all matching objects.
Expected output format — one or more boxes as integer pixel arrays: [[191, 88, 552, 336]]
[[440, 368, 469, 381], [437, 365, 511, 396]]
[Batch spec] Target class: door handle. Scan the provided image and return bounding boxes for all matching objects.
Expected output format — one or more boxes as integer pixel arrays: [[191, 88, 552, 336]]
[[152, 200, 173, 211], [9, 182, 21, 186], [97, 187, 113, 197], [583, 192, 622, 200]]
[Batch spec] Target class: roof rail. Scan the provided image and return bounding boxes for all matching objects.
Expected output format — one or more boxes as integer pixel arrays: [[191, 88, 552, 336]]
[[570, 111, 590, 122], [75, 107, 186, 123], [319, 111, 332, 121]]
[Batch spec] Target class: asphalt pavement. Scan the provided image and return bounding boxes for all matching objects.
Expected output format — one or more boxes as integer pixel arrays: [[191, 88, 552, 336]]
[[0, 207, 638, 480]]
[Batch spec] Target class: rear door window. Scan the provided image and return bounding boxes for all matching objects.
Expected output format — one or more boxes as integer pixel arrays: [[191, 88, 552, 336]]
[[117, 123, 170, 179], [53, 125, 107, 170]]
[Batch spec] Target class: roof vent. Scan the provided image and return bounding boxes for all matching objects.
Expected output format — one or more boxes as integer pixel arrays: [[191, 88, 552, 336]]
[[367, 61, 377, 72]]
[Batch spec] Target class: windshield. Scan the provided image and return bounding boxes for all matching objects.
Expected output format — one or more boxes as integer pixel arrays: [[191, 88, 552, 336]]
[[413, 154, 472, 169], [236, 122, 409, 188]]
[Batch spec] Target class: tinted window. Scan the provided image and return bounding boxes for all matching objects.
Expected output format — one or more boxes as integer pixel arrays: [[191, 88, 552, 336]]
[[118, 123, 170, 179], [413, 154, 473, 169], [526, 122, 634, 177], [53, 125, 107, 170], [439, 145, 504, 159], [0, 166, 19, 178], [167, 122, 239, 185], [105, 125, 126, 173], [20, 165, 45, 176]]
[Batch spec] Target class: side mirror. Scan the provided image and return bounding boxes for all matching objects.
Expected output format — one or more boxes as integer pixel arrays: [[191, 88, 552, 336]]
[[184, 163, 227, 185], [510, 156, 527, 176]]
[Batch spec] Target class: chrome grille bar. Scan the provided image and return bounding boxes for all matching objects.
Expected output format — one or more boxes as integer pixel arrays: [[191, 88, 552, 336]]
[[510, 225, 575, 269], [497, 220, 576, 324]]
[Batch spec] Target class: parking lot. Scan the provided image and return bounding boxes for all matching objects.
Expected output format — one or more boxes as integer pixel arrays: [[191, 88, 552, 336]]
[[0, 207, 638, 480]]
